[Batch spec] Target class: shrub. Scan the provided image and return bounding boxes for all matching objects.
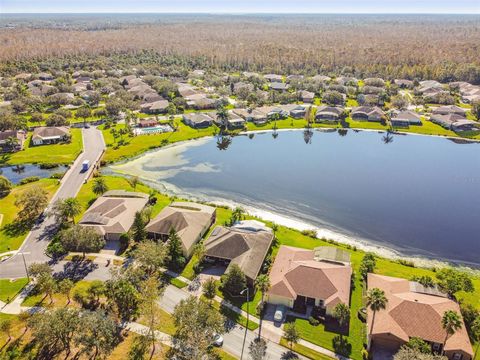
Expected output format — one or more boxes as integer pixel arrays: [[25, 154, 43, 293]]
[[358, 307, 367, 322], [301, 229, 317, 238], [39, 163, 59, 169], [308, 316, 320, 326], [50, 172, 65, 179], [397, 259, 415, 267], [19, 176, 40, 185], [46, 240, 66, 259]]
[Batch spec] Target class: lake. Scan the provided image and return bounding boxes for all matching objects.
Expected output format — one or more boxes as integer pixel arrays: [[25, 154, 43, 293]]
[[109, 129, 480, 266], [0, 164, 64, 184]]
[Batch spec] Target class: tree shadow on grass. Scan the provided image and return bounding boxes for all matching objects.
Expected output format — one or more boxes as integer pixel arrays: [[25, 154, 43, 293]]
[[2, 219, 31, 237]]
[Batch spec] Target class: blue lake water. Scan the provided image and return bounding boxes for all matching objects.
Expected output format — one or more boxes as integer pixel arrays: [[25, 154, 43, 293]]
[[110, 129, 480, 266], [0, 164, 64, 184]]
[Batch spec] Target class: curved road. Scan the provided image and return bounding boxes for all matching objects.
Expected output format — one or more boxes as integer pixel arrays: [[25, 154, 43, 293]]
[[0, 127, 105, 279]]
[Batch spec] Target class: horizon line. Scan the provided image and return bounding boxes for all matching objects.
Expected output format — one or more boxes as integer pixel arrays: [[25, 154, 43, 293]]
[[2, 11, 480, 15]]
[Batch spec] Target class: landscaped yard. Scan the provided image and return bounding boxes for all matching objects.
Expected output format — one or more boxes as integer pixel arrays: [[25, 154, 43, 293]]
[[0, 278, 28, 303], [0, 178, 59, 253], [74, 175, 172, 223], [1, 128, 83, 166], [280, 338, 336, 360], [101, 122, 217, 163]]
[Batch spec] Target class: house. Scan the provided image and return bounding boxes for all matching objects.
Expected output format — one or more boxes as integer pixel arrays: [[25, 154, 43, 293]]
[[0, 130, 26, 152], [79, 190, 149, 241], [270, 82, 289, 92], [299, 90, 315, 103], [390, 110, 422, 127], [233, 82, 254, 94], [182, 113, 213, 128], [351, 106, 385, 122], [32, 126, 70, 145], [263, 107, 288, 120], [315, 106, 344, 122], [289, 105, 307, 119], [367, 274, 473, 360], [432, 106, 467, 116], [190, 69, 205, 78], [186, 95, 216, 110], [267, 246, 352, 316], [146, 202, 216, 258], [264, 74, 283, 83], [394, 79, 414, 89], [138, 118, 158, 128], [430, 114, 476, 131], [38, 72, 54, 81], [208, 111, 246, 129], [178, 83, 198, 98], [204, 220, 274, 286], [312, 75, 331, 83], [233, 108, 268, 125], [336, 76, 357, 86], [286, 75, 304, 82], [140, 100, 169, 114]]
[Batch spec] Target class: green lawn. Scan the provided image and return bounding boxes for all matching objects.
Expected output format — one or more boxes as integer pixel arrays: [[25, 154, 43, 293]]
[[345, 117, 388, 131], [22, 279, 92, 307], [74, 176, 480, 360], [0, 278, 29, 303], [0, 179, 59, 253], [280, 338, 336, 360], [1, 128, 83, 166], [393, 119, 457, 137], [102, 122, 217, 163]]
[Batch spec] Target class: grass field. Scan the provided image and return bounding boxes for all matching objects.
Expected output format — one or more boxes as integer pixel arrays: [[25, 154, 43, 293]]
[[101, 121, 217, 163], [1, 128, 83, 166], [0, 179, 59, 253], [180, 207, 480, 360], [280, 338, 336, 360], [0, 278, 28, 303]]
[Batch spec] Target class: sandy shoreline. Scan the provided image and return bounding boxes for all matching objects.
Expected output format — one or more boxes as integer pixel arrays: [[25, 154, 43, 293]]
[[107, 129, 480, 272]]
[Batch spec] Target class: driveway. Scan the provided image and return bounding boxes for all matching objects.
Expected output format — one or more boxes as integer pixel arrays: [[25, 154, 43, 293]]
[[159, 284, 308, 360], [0, 127, 105, 279]]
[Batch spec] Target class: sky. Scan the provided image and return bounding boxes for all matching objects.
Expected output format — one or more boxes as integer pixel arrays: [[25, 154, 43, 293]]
[[0, 0, 479, 14]]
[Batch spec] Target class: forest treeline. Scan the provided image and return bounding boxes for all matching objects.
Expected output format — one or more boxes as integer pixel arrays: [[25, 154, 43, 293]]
[[1, 15, 479, 83]]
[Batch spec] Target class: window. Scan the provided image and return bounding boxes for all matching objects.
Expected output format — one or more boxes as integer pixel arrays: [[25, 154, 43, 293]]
[[453, 353, 462, 360], [432, 343, 441, 352]]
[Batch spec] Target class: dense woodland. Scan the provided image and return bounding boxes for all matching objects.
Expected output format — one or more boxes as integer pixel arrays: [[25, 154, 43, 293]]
[[0, 14, 480, 83]]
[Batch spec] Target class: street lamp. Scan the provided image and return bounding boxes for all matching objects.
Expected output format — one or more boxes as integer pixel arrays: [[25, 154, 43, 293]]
[[239, 287, 249, 360], [18, 252, 31, 281]]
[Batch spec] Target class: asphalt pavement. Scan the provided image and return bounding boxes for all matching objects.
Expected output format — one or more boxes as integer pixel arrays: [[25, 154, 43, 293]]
[[0, 127, 105, 279]]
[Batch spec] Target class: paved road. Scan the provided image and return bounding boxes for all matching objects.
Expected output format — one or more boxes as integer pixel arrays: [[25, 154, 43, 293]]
[[0, 127, 105, 279], [159, 286, 308, 360]]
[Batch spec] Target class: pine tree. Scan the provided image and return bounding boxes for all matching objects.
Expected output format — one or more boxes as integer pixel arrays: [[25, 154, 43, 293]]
[[167, 228, 185, 271]]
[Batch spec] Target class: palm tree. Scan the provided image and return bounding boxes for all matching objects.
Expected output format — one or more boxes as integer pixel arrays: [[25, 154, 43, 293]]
[[333, 303, 351, 333], [216, 105, 229, 129], [255, 274, 271, 340], [6, 136, 19, 152], [441, 310, 462, 355], [366, 288, 388, 347], [92, 177, 108, 195], [61, 198, 82, 224]]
